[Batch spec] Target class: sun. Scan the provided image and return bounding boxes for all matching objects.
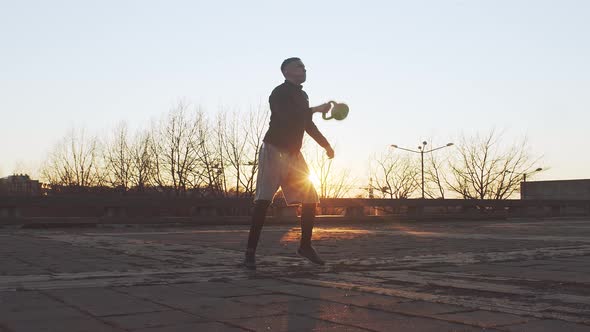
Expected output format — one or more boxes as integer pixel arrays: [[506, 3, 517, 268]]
[[308, 172, 321, 188]]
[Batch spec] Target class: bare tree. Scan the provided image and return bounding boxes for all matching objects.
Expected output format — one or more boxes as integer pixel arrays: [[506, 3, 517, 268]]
[[103, 122, 132, 191], [40, 128, 104, 188], [128, 128, 155, 191], [187, 112, 225, 198], [241, 105, 268, 197], [205, 105, 269, 198], [150, 102, 203, 195], [424, 142, 453, 199], [211, 112, 229, 197], [307, 145, 354, 199], [448, 130, 541, 199], [218, 109, 249, 197], [370, 150, 420, 199]]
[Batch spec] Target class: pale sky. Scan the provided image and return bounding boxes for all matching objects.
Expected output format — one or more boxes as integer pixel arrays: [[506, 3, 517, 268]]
[[1, 0, 589, 183]]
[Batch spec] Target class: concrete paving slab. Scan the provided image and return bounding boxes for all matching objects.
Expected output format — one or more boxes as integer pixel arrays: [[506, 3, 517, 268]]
[[435, 310, 534, 328], [378, 300, 474, 316], [231, 293, 310, 305], [100, 310, 207, 330], [45, 287, 168, 317], [289, 301, 490, 332], [172, 282, 274, 298], [228, 314, 369, 331], [500, 319, 590, 332], [136, 321, 246, 332], [0, 317, 122, 332]]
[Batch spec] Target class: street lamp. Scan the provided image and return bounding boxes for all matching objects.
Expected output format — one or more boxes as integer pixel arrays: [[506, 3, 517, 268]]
[[390, 142, 454, 199], [506, 168, 542, 199], [506, 167, 543, 182]]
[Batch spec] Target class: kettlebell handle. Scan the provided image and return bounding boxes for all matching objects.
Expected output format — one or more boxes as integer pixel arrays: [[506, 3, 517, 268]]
[[322, 101, 337, 120]]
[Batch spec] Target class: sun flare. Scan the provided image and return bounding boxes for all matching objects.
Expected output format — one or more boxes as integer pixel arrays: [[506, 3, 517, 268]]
[[308, 172, 321, 188]]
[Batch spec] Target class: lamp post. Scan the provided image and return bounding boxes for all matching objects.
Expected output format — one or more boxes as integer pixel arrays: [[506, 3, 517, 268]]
[[506, 168, 543, 182], [524, 168, 543, 182], [506, 168, 542, 199], [391, 141, 454, 199]]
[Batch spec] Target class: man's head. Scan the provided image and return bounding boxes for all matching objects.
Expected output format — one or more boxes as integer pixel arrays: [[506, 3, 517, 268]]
[[281, 57, 306, 84]]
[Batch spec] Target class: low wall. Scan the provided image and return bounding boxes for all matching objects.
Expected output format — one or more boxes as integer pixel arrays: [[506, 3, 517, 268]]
[[1, 196, 589, 226]]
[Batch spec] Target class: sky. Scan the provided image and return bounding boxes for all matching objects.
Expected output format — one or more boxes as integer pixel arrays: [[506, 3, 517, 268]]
[[1, 0, 589, 185]]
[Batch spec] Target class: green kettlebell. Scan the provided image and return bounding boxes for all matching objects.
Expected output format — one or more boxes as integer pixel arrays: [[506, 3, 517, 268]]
[[322, 102, 349, 121]]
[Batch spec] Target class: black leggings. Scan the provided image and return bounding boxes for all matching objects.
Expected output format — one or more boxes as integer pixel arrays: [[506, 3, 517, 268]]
[[246, 201, 316, 252]]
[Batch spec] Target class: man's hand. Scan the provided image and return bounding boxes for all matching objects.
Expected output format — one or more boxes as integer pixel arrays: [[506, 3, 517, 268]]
[[312, 101, 334, 114], [325, 145, 335, 159]]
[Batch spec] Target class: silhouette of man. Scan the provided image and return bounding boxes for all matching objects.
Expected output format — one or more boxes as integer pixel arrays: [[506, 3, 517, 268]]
[[244, 57, 334, 269]]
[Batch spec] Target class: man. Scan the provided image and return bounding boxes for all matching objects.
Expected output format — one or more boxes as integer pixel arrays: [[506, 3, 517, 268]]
[[244, 57, 334, 270]]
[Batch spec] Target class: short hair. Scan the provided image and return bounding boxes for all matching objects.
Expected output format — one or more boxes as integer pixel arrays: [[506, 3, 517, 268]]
[[281, 57, 301, 72]]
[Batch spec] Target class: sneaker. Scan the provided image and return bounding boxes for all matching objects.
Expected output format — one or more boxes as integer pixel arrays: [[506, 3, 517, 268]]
[[243, 252, 256, 270], [297, 246, 325, 266]]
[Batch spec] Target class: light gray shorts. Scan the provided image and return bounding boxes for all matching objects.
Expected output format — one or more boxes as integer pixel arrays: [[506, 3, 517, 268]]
[[254, 143, 319, 205]]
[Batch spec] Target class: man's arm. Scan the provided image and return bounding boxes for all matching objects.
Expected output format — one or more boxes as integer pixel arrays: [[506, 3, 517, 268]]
[[310, 102, 332, 114], [305, 120, 334, 159]]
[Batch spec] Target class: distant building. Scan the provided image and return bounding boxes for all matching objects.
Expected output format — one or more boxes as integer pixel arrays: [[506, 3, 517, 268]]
[[0, 174, 42, 196], [522, 179, 590, 200]]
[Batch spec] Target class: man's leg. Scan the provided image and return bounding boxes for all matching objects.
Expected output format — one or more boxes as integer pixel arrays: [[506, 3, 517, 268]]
[[283, 152, 324, 265], [244, 199, 271, 269], [297, 203, 325, 265], [300, 203, 315, 248], [244, 143, 281, 269], [246, 200, 271, 252]]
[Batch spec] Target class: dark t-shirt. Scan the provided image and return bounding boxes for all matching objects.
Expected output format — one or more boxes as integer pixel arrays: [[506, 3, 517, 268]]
[[262, 80, 330, 153]]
